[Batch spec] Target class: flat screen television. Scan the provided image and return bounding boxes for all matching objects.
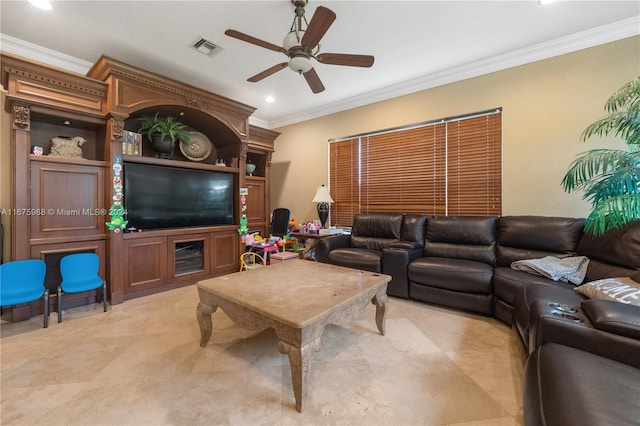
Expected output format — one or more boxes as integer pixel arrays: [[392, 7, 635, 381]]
[[123, 162, 234, 230]]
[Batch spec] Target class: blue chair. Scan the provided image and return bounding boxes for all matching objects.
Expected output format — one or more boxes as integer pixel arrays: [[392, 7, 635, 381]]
[[0, 259, 49, 328], [57, 253, 107, 323]]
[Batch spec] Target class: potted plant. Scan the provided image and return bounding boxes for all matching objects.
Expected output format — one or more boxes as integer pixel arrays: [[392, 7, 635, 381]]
[[561, 76, 640, 236], [138, 113, 191, 159]]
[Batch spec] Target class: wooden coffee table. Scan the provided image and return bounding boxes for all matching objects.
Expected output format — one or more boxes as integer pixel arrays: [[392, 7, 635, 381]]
[[196, 260, 390, 412]]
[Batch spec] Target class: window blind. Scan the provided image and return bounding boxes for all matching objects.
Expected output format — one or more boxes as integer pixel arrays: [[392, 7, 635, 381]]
[[361, 124, 447, 215], [328, 109, 502, 227], [446, 113, 502, 216], [329, 138, 359, 226]]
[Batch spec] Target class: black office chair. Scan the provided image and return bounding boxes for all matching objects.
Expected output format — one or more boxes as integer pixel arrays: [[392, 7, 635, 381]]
[[270, 208, 291, 237]]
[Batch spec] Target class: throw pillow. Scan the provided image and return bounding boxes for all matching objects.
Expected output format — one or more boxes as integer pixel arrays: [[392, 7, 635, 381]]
[[574, 277, 640, 306]]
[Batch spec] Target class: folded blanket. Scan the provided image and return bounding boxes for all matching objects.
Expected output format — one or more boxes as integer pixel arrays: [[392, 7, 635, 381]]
[[511, 256, 590, 285]]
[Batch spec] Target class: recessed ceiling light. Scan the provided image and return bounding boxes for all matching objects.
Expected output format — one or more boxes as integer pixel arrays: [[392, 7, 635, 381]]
[[265, 96, 275, 103], [539, 0, 556, 4], [28, 0, 53, 10]]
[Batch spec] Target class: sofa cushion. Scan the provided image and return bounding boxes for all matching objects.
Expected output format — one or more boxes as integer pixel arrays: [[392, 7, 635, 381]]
[[327, 248, 382, 272], [408, 257, 493, 294], [524, 343, 640, 426], [399, 214, 427, 247], [577, 220, 640, 270], [409, 283, 494, 315], [493, 267, 563, 305], [575, 277, 640, 306], [350, 235, 401, 251], [581, 299, 640, 340], [423, 216, 497, 265], [496, 216, 585, 266], [350, 213, 403, 251], [579, 258, 640, 283]]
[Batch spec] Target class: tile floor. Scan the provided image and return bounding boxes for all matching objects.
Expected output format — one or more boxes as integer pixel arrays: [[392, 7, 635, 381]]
[[1, 284, 525, 425]]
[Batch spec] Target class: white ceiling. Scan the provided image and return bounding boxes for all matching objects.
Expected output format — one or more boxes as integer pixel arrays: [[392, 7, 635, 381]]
[[1, 1, 639, 129]]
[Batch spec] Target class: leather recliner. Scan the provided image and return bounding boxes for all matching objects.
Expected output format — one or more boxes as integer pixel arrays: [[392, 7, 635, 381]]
[[408, 216, 497, 315], [316, 213, 426, 296], [492, 216, 585, 324], [317, 212, 404, 273]]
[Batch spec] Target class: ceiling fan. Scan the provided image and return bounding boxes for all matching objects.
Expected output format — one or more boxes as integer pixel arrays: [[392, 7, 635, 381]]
[[225, 0, 375, 94]]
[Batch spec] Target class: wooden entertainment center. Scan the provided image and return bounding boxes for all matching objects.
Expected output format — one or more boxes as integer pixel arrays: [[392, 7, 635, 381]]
[[1, 53, 279, 320]]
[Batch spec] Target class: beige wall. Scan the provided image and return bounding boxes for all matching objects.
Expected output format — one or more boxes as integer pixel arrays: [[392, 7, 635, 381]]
[[271, 36, 640, 225]]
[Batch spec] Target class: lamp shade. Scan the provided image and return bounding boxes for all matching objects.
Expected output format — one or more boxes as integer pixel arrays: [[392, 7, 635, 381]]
[[312, 185, 334, 204]]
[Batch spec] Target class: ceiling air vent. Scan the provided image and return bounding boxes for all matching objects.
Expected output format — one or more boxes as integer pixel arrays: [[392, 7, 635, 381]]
[[192, 38, 223, 57]]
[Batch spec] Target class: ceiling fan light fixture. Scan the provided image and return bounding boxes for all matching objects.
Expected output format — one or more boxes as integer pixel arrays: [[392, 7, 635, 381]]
[[283, 30, 304, 51], [225, 1, 372, 93], [288, 55, 313, 74]]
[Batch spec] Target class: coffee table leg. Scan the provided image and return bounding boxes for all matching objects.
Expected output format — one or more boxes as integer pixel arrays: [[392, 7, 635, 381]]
[[372, 291, 388, 335], [278, 337, 322, 413], [196, 301, 218, 347]]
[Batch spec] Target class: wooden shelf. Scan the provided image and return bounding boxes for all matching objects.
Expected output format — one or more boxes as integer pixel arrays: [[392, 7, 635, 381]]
[[122, 154, 239, 173], [122, 225, 237, 240], [30, 154, 108, 168]]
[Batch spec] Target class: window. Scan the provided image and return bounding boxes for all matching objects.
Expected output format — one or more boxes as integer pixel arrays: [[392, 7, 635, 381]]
[[329, 109, 502, 226]]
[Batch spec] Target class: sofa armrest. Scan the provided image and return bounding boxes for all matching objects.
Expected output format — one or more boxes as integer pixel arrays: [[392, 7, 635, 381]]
[[316, 234, 351, 263], [581, 299, 640, 340], [382, 247, 423, 298], [528, 299, 640, 368]]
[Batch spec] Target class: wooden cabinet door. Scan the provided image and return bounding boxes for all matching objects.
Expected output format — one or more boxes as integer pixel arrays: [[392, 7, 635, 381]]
[[30, 160, 106, 242], [245, 178, 266, 234], [122, 236, 168, 299], [211, 230, 239, 275]]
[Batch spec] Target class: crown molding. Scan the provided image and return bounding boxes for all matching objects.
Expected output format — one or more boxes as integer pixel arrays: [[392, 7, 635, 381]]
[[268, 16, 640, 129], [248, 116, 270, 129], [2, 15, 638, 130], [0, 34, 93, 74]]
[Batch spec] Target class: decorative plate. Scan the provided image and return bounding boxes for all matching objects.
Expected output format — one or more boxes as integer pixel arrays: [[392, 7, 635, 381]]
[[180, 131, 214, 162]]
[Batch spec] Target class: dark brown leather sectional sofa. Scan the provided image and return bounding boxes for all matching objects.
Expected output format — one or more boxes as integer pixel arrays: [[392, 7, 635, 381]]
[[317, 213, 640, 426]]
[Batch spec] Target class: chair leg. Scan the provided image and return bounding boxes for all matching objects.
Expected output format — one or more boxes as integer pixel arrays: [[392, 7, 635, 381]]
[[102, 282, 107, 312], [43, 290, 49, 328], [57, 286, 62, 323]]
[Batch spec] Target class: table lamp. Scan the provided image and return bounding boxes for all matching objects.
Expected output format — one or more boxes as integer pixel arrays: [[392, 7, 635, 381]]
[[312, 184, 334, 229]]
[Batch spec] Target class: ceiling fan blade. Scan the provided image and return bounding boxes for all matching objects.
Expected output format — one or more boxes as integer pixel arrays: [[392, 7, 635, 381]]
[[316, 53, 375, 68], [301, 6, 336, 50], [303, 68, 325, 94], [225, 29, 287, 54], [247, 63, 288, 82]]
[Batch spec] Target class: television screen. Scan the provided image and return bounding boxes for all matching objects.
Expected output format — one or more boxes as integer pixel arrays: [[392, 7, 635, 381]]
[[123, 162, 234, 230]]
